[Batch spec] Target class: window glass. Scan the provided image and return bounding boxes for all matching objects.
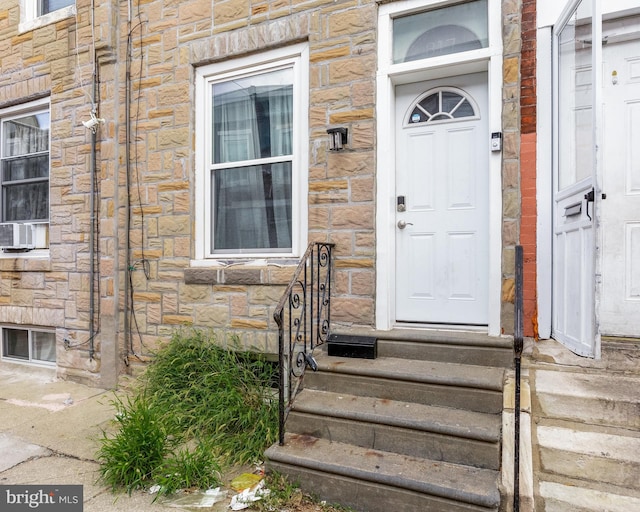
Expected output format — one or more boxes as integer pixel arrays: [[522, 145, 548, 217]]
[[393, 0, 488, 64], [2, 328, 55, 364], [40, 0, 74, 16], [32, 331, 56, 362], [212, 69, 293, 164], [3, 329, 29, 360], [0, 110, 50, 222], [407, 89, 477, 125], [209, 68, 294, 254], [213, 163, 292, 252], [557, 0, 593, 190]]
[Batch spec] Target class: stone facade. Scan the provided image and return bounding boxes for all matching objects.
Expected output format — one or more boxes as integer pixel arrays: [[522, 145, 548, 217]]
[[0, 0, 525, 385]]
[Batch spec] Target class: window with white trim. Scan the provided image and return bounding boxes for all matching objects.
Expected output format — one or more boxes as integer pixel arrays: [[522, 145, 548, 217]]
[[195, 45, 309, 259], [1, 327, 56, 365], [0, 100, 50, 250], [20, 0, 75, 32]]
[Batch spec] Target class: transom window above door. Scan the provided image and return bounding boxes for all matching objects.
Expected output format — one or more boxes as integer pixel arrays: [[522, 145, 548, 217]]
[[392, 0, 488, 64], [405, 88, 478, 125]]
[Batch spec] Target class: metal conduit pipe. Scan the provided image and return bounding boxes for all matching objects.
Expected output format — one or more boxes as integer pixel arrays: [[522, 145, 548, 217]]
[[123, 29, 132, 362], [89, 64, 97, 360]]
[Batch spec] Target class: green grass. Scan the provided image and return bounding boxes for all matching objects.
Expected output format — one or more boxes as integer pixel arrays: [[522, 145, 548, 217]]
[[97, 329, 278, 496]]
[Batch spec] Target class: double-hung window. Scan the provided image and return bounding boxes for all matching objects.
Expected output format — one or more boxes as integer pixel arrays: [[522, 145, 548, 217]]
[[40, 0, 74, 16], [195, 45, 309, 259], [0, 101, 50, 247], [20, 0, 75, 32]]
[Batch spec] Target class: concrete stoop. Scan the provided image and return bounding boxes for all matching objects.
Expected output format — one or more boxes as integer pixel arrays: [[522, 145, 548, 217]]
[[265, 330, 512, 512], [528, 339, 640, 511]]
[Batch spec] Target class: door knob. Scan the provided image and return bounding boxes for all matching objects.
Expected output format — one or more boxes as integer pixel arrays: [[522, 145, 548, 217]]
[[397, 220, 413, 229]]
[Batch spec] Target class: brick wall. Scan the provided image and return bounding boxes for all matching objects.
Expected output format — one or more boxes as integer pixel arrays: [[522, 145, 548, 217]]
[[520, 0, 537, 338]]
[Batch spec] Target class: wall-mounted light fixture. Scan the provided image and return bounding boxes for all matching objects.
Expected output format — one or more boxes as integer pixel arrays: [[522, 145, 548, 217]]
[[327, 127, 348, 151]]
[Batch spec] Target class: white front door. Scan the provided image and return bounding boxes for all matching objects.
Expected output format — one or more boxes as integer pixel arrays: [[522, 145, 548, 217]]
[[600, 33, 640, 336], [395, 73, 489, 325]]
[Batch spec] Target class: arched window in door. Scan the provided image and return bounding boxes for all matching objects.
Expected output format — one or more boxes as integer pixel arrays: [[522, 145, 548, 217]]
[[405, 88, 479, 126]]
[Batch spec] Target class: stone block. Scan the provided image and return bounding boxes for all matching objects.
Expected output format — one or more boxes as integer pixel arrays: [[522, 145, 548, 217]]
[[221, 269, 262, 285], [163, 314, 193, 325], [330, 297, 374, 325], [249, 285, 285, 304], [158, 215, 190, 236], [231, 318, 268, 330], [331, 205, 375, 229], [195, 305, 229, 327], [329, 55, 376, 83], [328, 5, 376, 37]]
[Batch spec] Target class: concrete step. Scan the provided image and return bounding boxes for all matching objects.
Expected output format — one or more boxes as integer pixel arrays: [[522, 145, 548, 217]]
[[265, 433, 501, 512], [304, 353, 505, 414], [287, 389, 501, 469], [533, 369, 640, 428], [370, 330, 513, 368], [539, 481, 640, 512], [529, 337, 640, 375], [601, 338, 640, 375], [536, 425, 640, 491]]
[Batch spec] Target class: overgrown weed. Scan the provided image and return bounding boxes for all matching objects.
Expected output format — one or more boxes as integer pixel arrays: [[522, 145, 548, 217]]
[[97, 329, 277, 496]]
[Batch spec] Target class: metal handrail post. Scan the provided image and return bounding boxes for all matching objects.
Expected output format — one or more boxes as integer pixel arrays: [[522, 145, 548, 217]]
[[514, 245, 524, 512]]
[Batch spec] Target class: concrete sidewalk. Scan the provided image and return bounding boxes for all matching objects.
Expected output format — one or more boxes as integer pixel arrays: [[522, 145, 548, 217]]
[[0, 363, 226, 511]]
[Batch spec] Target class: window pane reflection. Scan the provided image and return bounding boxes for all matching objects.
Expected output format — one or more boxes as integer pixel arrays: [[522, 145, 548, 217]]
[[393, 0, 488, 64]]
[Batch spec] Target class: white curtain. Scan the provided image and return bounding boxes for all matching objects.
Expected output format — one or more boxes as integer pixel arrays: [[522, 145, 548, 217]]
[[2, 115, 49, 222], [212, 79, 293, 252]]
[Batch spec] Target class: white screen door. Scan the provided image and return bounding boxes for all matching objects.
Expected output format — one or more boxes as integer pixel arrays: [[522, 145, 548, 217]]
[[552, 0, 598, 356]]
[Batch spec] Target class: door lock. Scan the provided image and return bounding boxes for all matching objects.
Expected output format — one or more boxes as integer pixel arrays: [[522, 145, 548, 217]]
[[397, 220, 413, 229]]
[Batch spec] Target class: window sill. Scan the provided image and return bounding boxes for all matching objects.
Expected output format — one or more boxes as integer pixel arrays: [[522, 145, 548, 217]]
[[0, 249, 51, 271], [19, 5, 76, 33], [185, 259, 299, 286], [0, 357, 56, 370]]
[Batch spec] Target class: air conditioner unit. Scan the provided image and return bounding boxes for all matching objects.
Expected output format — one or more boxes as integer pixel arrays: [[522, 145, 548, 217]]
[[0, 223, 35, 250]]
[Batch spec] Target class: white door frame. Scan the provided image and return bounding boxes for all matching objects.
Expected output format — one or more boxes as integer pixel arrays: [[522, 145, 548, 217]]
[[376, 0, 503, 335]]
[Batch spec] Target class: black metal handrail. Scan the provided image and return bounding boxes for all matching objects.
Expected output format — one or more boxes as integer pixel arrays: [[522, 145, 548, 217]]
[[513, 245, 524, 512], [274, 242, 334, 445]]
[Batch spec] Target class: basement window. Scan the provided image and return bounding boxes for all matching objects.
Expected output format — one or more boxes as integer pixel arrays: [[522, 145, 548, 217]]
[[1, 327, 56, 365]]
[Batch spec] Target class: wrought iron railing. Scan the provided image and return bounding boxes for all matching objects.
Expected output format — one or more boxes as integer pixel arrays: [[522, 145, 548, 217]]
[[513, 245, 524, 512], [274, 242, 334, 445]]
